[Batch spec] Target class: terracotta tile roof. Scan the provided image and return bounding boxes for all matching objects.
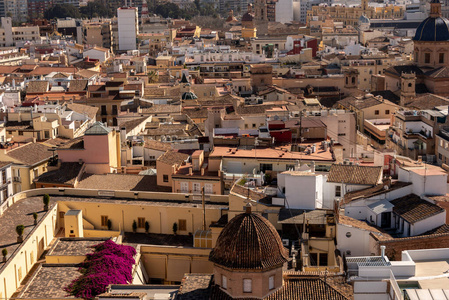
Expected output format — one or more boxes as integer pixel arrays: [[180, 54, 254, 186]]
[[18, 265, 80, 298], [68, 79, 88, 92], [144, 139, 172, 152], [402, 93, 449, 110], [76, 69, 100, 79], [338, 215, 387, 235], [177, 274, 213, 300], [210, 278, 349, 300], [337, 95, 398, 110], [48, 238, 109, 256], [421, 224, 449, 235], [29, 66, 77, 76], [342, 181, 412, 204], [121, 117, 148, 134], [327, 164, 382, 185], [391, 194, 444, 224], [66, 103, 98, 120], [35, 162, 83, 185], [157, 150, 189, 166], [6, 143, 53, 166], [209, 212, 289, 270], [142, 104, 182, 114], [77, 174, 172, 192], [57, 137, 84, 149], [26, 80, 49, 93]]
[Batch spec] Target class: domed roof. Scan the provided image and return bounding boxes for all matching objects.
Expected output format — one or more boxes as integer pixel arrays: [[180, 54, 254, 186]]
[[242, 12, 254, 22], [414, 17, 449, 41], [209, 209, 289, 270], [358, 14, 370, 24], [181, 91, 198, 100]]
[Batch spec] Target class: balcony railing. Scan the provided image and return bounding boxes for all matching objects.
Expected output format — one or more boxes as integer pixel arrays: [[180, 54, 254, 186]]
[[176, 189, 216, 195], [13, 177, 21, 183]]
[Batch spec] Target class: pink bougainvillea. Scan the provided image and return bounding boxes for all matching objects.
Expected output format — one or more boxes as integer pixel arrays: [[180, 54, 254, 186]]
[[64, 240, 136, 299]]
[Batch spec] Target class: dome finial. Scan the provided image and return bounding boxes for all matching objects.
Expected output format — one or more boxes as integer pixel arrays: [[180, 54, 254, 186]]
[[245, 203, 252, 214], [430, 0, 442, 17]]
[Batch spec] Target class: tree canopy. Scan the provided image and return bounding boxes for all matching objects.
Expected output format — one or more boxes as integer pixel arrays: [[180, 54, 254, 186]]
[[79, 0, 115, 18], [44, 4, 80, 20]]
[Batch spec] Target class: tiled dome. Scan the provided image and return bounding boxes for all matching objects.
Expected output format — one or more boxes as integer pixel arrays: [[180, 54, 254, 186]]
[[413, 16, 449, 41], [242, 12, 254, 22], [358, 14, 370, 24], [414, 0, 449, 42], [209, 209, 289, 270]]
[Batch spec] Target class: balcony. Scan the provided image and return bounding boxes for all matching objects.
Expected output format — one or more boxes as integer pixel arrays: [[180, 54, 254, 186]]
[[176, 189, 216, 195]]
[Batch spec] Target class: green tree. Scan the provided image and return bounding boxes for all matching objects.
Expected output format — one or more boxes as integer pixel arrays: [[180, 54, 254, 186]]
[[80, 0, 114, 18], [44, 4, 80, 20]]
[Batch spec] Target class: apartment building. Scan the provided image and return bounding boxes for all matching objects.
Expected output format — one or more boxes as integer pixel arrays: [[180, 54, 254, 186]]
[[387, 110, 441, 161], [117, 7, 138, 52], [82, 20, 113, 50], [0, 17, 39, 47]]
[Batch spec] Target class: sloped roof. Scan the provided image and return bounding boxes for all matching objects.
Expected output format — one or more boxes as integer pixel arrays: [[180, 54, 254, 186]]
[[327, 164, 382, 185], [84, 122, 112, 135], [402, 93, 449, 110], [7, 143, 53, 166], [121, 117, 148, 134], [157, 150, 189, 166], [27, 81, 49, 94], [210, 277, 350, 300], [35, 162, 83, 185], [144, 139, 172, 152], [68, 79, 88, 92], [391, 194, 444, 224], [66, 103, 98, 120]]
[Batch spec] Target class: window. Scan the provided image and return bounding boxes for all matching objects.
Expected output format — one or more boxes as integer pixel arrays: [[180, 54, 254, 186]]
[[286, 164, 295, 171], [138, 217, 145, 228], [425, 53, 430, 63], [59, 212, 65, 218], [440, 53, 445, 64], [338, 133, 346, 136], [180, 182, 189, 192], [260, 163, 273, 172], [319, 253, 328, 266], [163, 175, 169, 182], [243, 279, 252, 293], [44, 131, 49, 139], [178, 219, 187, 231], [335, 186, 341, 197], [269, 275, 275, 290], [222, 275, 227, 289], [101, 105, 107, 115], [374, 110, 379, 115], [385, 110, 390, 115], [193, 183, 201, 193], [101, 215, 108, 226], [346, 232, 352, 238], [205, 183, 213, 194]]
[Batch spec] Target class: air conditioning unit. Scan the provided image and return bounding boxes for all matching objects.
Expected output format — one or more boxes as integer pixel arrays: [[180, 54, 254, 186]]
[[282, 239, 289, 247]]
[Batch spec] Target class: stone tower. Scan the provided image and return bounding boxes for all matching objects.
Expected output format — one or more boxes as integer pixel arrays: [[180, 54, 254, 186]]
[[400, 72, 416, 106], [344, 68, 359, 89], [254, 0, 268, 21]]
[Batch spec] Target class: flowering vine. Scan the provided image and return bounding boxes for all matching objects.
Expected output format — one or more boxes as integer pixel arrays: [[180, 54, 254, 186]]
[[64, 240, 136, 299]]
